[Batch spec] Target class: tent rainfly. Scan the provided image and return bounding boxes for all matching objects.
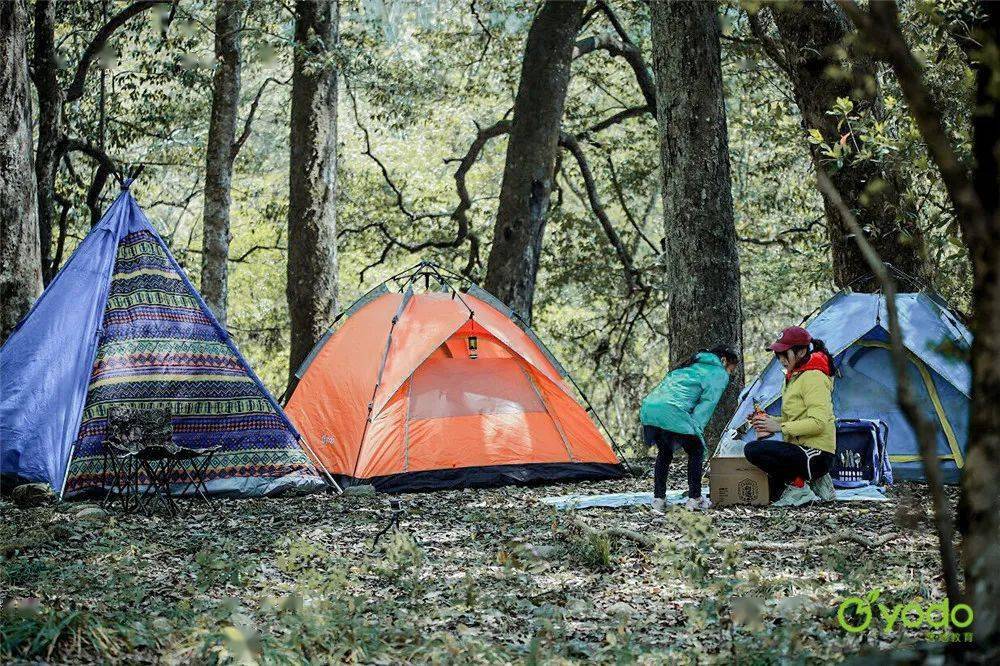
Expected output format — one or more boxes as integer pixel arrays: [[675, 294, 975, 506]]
[[723, 291, 971, 483], [1, 188, 324, 498], [284, 263, 626, 493]]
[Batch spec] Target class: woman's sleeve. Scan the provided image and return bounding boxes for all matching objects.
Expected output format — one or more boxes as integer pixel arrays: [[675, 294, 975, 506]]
[[780, 373, 833, 438], [690, 370, 729, 433]]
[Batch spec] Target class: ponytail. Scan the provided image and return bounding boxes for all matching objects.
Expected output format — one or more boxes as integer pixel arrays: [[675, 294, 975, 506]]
[[810, 338, 837, 372], [790, 337, 836, 372]]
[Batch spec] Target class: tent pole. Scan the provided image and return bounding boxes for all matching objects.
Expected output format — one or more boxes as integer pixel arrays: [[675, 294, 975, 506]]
[[298, 436, 342, 493], [283, 279, 398, 398], [422, 263, 475, 315], [565, 372, 634, 474], [503, 304, 634, 474], [57, 442, 77, 501], [56, 205, 128, 503], [352, 288, 415, 479]]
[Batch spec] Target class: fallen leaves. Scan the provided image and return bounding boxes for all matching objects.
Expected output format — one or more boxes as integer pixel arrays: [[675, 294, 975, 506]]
[[0, 477, 961, 663]]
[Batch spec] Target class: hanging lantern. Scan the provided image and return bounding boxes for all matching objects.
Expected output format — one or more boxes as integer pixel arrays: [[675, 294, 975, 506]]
[[468, 335, 478, 359]]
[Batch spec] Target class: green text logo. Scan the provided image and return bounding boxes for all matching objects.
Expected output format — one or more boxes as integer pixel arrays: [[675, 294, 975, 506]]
[[837, 589, 973, 641]]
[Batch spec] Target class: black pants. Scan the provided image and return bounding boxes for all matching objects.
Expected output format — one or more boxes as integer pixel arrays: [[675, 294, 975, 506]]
[[744, 439, 834, 501], [644, 425, 704, 500]]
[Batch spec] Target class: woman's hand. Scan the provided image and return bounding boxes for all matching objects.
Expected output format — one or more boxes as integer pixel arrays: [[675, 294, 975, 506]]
[[752, 413, 781, 437]]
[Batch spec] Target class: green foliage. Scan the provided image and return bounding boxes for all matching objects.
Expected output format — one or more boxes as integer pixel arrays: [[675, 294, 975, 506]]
[[565, 528, 615, 571], [36, 0, 975, 448], [1, 603, 131, 662], [372, 531, 426, 594]]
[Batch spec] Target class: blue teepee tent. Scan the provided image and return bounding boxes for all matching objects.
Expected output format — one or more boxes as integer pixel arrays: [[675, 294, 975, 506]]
[[723, 292, 971, 483], [1, 187, 324, 498]]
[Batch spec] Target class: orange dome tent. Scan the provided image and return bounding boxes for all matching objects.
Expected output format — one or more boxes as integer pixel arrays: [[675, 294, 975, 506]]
[[284, 263, 626, 492]]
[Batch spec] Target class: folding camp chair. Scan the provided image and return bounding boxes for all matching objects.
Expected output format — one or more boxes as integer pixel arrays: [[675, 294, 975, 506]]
[[171, 444, 221, 512], [102, 406, 180, 516], [101, 438, 139, 512], [135, 442, 180, 517]]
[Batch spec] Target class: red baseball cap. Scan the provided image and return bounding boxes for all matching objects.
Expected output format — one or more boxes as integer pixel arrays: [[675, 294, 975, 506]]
[[768, 326, 812, 352]]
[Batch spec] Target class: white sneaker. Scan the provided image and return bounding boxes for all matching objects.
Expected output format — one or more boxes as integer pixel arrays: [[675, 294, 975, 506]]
[[684, 496, 712, 511], [651, 498, 667, 513]]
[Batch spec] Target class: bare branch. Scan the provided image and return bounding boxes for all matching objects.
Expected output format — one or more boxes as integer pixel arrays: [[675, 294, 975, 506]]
[[558, 130, 641, 293], [466, 0, 493, 71], [231, 244, 286, 263], [50, 193, 71, 274], [345, 79, 451, 224], [737, 216, 825, 253], [343, 83, 505, 281], [573, 32, 655, 109], [65, 1, 162, 103], [451, 119, 509, 246], [62, 137, 120, 181], [578, 104, 651, 141], [160, 0, 180, 44], [86, 163, 113, 228], [232, 76, 289, 160], [816, 169, 962, 604], [604, 154, 658, 253], [747, 8, 794, 77], [573, 2, 655, 113]]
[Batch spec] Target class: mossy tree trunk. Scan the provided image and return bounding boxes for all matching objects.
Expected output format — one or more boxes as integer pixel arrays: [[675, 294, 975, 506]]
[[960, 1, 1000, 652], [766, 0, 929, 290], [483, 0, 585, 324], [201, 0, 249, 328], [650, 0, 744, 443], [0, 0, 42, 342], [287, 0, 339, 382]]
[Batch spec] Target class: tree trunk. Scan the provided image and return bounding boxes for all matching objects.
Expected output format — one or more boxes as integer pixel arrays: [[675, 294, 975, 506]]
[[961, 2, 1000, 653], [1, 0, 42, 342], [483, 0, 585, 323], [650, 0, 744, 443], [201, 0, 247, 328], [964, 232, 1000, 656], [287, 0, 339, 382], [767, 0, 929, 291], [32, 0, 62, 285]]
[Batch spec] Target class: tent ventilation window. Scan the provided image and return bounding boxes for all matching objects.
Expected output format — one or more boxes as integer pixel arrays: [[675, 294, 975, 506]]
[[467, 335, 478, 359]]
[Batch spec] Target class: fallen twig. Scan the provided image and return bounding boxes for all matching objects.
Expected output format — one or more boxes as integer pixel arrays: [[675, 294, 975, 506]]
[[737, 529, 896, 551], [571, 515, 659, 547]]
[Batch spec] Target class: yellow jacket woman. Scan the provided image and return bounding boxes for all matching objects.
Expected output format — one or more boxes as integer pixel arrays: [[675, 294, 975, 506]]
[[745, 326, 837, 506]]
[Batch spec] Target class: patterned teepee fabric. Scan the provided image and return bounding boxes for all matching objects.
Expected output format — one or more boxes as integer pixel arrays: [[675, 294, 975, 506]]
[[64, 230, 316, 496]]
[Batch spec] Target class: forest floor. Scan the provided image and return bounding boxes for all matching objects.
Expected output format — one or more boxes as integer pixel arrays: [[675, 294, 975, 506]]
[[1, 469, 960, 665]]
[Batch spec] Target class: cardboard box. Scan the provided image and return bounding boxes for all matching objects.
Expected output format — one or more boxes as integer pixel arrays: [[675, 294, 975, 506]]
[[710, 456, 769, 506]]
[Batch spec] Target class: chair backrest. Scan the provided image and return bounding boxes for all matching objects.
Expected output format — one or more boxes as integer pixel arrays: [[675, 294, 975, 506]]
[[832, 418, 892, 488], [106, 406, 173, 452]]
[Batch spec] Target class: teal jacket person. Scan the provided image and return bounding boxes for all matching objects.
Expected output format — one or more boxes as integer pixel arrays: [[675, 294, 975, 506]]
[[640, 351, 732, 443]]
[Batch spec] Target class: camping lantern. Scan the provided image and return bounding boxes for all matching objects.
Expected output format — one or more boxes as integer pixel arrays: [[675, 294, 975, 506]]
[[468, 335, 478, 359]]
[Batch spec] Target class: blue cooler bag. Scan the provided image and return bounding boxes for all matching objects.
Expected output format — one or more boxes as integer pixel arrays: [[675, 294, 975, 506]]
[[832, 419, 893, 488]]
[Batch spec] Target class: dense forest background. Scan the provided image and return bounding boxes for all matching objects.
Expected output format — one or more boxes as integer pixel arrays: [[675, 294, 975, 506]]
[[5, 0, 975, 447], [5, 0, 1000, 660]]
